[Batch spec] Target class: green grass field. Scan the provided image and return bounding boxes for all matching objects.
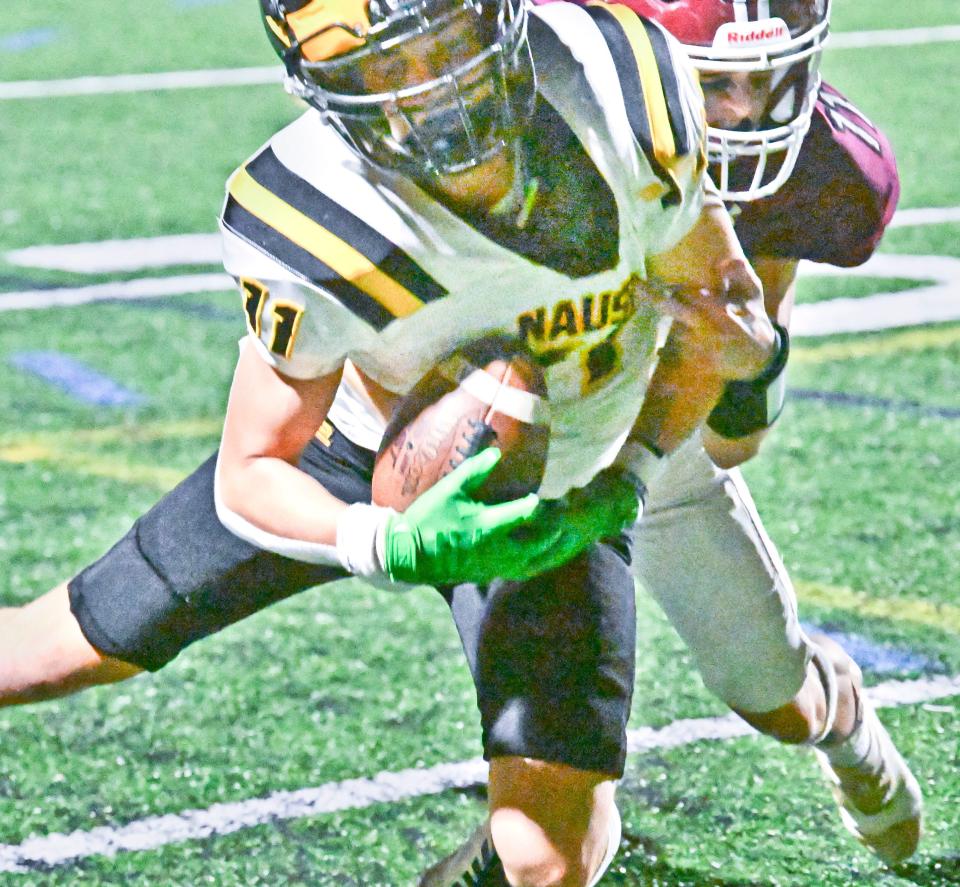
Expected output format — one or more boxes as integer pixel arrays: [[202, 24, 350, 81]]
[[2, 1, 960, 884]]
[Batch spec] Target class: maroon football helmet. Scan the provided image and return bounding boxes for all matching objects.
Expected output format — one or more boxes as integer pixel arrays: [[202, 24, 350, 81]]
[[573, 0, 831, 201]]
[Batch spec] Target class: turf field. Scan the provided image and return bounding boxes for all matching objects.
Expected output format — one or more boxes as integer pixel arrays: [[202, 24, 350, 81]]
[[2, 0, 960, 884]]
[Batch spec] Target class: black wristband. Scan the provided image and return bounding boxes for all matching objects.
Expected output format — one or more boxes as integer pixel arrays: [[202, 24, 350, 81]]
[[706, 322, 790, 440]]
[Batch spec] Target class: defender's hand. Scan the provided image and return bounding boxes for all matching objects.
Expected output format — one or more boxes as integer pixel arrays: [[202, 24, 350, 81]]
[[650, 260, 775, 380], [524, 467, 644, 575]]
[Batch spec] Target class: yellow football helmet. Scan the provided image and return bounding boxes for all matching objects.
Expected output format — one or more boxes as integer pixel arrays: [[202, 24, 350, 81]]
[[259, 0, 535, 176]]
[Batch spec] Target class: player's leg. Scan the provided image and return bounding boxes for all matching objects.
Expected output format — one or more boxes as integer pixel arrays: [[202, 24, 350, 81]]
[[0, 431, 363, 705], [804, 635, 922, 867], [487, 758, 620, 887], [421, 540, 634, 886], [0, 583, 141, 706], [635, 434, 922, 864], [733, 634, 921, 865]]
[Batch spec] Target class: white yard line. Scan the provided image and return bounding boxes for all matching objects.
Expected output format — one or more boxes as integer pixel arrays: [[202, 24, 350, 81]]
[[0, 274, 233, 311], [0, 20, 955, 874], [793, 253, 960, 336], [1, 26, 959, 100], [0, 673, 956, 873], [888, 206, 960, 229], [6, 204, 954, 276], [828, 24, 960, 49], [5, 252, 958, 338], [0, 66, 280, 100], [6, 234, 223, 274]]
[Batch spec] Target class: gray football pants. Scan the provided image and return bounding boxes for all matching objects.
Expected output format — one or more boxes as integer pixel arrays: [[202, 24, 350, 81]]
[[634, 433, 812, 715]]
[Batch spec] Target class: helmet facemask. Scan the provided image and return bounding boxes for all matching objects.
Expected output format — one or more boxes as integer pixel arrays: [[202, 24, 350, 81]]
[[683, 0, 831, 201], [273, 0, 534, 177]]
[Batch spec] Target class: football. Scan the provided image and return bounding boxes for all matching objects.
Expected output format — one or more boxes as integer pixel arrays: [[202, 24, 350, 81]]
[[372, 337, 550, 510]]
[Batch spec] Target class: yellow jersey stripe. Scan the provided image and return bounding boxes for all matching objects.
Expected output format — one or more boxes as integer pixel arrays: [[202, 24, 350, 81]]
[[588, 2, 677, 164], [228, 167, 424, 318]]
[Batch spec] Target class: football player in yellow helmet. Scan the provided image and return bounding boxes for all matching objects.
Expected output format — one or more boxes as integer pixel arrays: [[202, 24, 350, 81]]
[[0, 0, 779, 883]]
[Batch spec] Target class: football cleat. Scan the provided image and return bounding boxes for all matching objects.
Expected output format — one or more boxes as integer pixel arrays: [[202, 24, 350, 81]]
[[418, 821, 508, 887], [814, 699, 923, 866], [419, 807, 621, 886]]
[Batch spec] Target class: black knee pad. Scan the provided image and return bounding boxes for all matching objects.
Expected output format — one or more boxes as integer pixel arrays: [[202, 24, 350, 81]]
[[69, 452, 347, 671]]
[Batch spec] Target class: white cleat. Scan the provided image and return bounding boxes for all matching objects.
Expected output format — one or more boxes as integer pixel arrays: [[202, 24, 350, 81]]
[[815, 699, 923, 866]]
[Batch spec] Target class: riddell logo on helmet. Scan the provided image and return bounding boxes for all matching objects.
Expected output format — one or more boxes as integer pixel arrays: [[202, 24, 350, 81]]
[[713, 18, 789, 49]]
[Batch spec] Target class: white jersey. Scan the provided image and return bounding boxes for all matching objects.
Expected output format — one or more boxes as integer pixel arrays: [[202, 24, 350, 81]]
[[219, 1, 707, 498]]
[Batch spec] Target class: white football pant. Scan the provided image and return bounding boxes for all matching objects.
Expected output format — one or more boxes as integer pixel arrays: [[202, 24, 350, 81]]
[[634, 433, 812, 715]]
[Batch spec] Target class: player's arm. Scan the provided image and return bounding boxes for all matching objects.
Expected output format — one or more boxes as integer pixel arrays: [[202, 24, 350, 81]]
[[700, 85, 900, 468], [701, 256, 798, 468], [576, 199, 776, 514], [217, 340, 348, 549], [217, 331, 608, 586], [633, 199, 777, 458]]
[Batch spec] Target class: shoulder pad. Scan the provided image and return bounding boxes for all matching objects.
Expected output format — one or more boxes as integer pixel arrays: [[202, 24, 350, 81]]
[[580, 2, 706, 205], [736, 83, 898, 266], [221, 139, 448, 331]]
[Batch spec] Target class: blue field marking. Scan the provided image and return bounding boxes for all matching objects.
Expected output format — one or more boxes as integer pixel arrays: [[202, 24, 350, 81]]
[[802, 623, 941, 676], [0, 274, 63, 293], [8, 351, 146, 407], [125, 296, 236, 322], [0, 28, 59, 53], [791, 388, 960, 420]]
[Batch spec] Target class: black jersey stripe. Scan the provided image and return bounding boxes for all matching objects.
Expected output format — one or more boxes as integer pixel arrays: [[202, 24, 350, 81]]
[[222, 196, 395, 330], [244, 147, 448, 305], [585, 5, 656, 159], [585, 3, 684, 205], [639, 17, 691, 156]]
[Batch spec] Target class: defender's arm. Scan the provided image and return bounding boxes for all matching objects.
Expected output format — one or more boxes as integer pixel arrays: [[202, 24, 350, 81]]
[[633, 199, 777, 458], [701, 256, 798, 467]]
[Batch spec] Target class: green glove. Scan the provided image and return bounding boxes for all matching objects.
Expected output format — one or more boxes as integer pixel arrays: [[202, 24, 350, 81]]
[[526, 467, 643, 576], [381, 448, 565, 585]]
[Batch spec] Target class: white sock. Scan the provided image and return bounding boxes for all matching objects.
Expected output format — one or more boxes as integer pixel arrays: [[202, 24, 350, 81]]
[[820, 698, 882, 770], [586, 805, 621, 887]]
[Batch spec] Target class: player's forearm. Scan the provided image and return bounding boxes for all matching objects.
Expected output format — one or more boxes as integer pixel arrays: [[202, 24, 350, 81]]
[[214, 343, 376, 567], [215, 448, 395, 576], [217, 452, 347, 547], [626, 272, 778, 469], [601, 331, 726, 510], [632, 329, 728, 458], [646, 202, 776, 382], [702, 259, 798, 468]]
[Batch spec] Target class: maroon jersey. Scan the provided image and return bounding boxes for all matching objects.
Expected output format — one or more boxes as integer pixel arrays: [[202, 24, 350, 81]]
[[730, 82, 900, 267]]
